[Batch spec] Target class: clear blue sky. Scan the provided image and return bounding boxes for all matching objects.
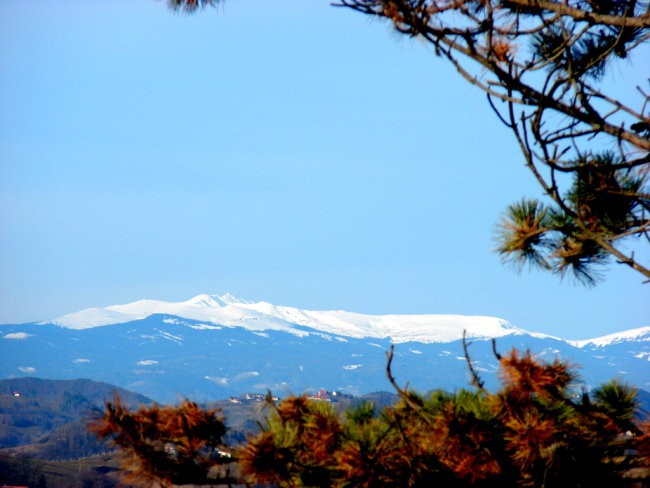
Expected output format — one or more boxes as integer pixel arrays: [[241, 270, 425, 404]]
[[1, 1, 648, 339]]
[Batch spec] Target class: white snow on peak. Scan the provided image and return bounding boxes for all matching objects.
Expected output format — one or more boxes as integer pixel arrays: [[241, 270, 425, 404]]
[[186, 293, 249, 307], [44, 293, 541, 343], [569, 326, 650, 348], [49, 293, 248, 329], [49, 307, 136, 329]]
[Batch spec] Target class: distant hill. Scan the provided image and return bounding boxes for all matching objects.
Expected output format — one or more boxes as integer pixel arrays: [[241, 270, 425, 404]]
[[0, 452, 124, 488], [0, 377, 152, 406], [0, 378, 152, 460], [636, 388, 650, 419]]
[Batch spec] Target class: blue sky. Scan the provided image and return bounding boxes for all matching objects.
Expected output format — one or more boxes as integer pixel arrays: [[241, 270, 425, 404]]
[[1, 0, 648, 339]]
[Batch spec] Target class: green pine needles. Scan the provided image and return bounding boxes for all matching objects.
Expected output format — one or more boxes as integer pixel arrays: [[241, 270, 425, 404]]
[[496, 151, 648, 285], [495, 197, 605, 285]]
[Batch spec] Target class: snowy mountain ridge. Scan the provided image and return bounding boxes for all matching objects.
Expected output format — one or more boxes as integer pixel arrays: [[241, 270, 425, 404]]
[[41, 293, 640, 346], [569, 326, 650, 348], [42, 293, 533, 344], [2, 293, 647, 402]]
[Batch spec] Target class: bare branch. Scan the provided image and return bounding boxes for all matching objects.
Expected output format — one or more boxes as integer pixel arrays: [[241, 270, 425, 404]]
[[462, 330, 485, 392]]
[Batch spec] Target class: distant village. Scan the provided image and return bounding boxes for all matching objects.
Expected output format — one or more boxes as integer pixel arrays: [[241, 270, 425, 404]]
[[227, 389, 353, 405]]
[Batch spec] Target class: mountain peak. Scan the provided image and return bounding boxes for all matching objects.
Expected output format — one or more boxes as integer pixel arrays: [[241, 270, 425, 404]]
[[570, 326, 650, 348], [186, 293, 248, 307]]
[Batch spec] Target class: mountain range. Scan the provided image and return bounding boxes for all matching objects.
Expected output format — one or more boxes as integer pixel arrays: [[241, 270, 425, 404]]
[[1, 294, 648, 402]]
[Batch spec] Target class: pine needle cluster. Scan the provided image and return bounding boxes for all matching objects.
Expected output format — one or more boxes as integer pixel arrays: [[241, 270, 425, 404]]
[[91, 398, 235, 487], [496, 152, 648, 284]]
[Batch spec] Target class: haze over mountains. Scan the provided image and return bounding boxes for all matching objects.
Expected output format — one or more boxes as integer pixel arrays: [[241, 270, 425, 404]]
[[1, 294, 648, 402]]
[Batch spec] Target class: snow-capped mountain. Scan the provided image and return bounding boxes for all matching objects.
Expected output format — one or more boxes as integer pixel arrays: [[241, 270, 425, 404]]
[[570, 326, 650, 348], [48, 293, 543, 343], [1, 294, 648, 402]]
